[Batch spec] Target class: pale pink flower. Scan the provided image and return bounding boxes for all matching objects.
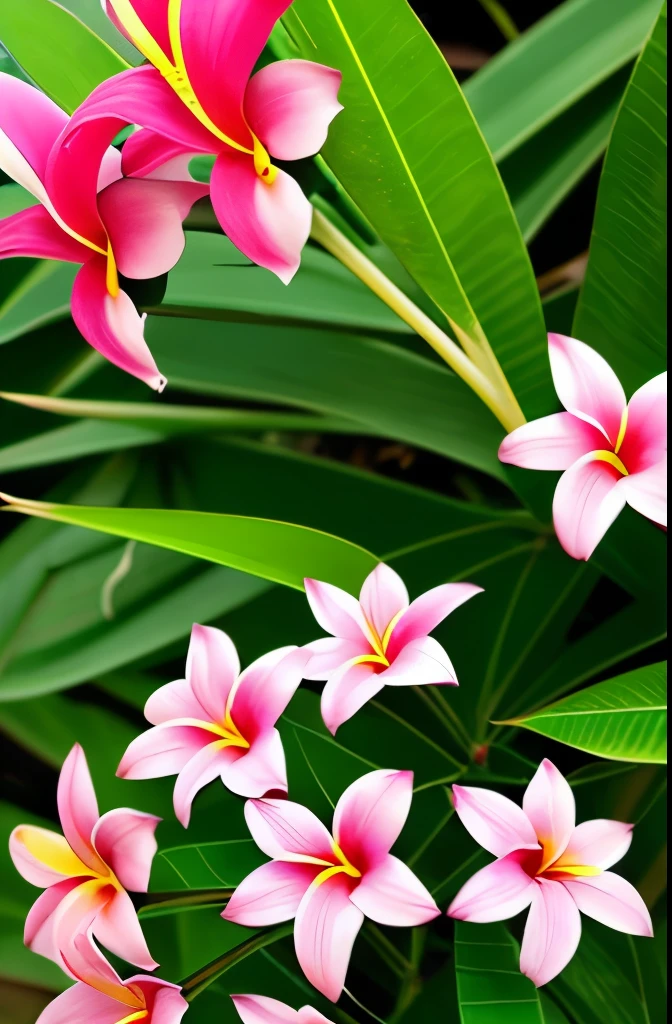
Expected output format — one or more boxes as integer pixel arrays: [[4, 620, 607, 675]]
[[499, 334, 667, 559], [448, 758, 653, 986], [224, 769, 440, 1002], [118, 625, 310, 827], [303, 563, 482, 733], [9, 744, 159, 976], [232, 994, 334, 1024]]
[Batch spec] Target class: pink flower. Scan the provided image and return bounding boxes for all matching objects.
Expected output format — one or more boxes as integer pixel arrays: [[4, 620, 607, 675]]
[[9, 744, 159, 976], [118, 625, 310, 827], [499, 334, 667, 560], [64, 0, 343, 283], [0, 72, 207, 390], [303, 563, 482, 733], [224, 769, 440, 1002], [232, 994, 334, 1024], [447, 759, 653, 987]]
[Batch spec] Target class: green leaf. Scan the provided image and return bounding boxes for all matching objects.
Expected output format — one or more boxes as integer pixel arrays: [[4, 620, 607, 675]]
[[0, 262, 76, 345], [454, 921, 546, 1024], [150, 839, 264, 894], [507, 662, 667, 763], [0, 0, 129, 113], [0, 419, 165, 473], [56, 0, 142, 65]]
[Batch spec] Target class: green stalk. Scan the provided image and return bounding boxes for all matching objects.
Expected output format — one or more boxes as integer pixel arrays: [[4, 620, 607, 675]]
[[181, 924, 294, 1002]]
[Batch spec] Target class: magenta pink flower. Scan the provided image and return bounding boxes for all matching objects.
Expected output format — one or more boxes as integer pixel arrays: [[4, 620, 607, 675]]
[[232, 994, 334, 1024], [448, 759, 653, 987], [62, 0, 343, 283], [118, 625, 310, 827], [303, 563, 482, 733], [224, 769, 440, 1002], [9, 744, 159, 977], [499, 334, 667, 560], [0, 73, 207, 390]]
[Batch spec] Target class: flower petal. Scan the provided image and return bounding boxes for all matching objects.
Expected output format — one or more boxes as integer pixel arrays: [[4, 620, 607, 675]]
[[304, 578, 371, 643], [448, 850, 538, 923], [304, 638, 370, 680], [320, 661, 386, 735], [619, 371, 667, 471], [173, 741, 244, 828], [93, 888, 158, 970], [563, 872, 653, 937], [548, 333, 627, 445], [380, 635, 458, 687], [358, 563, 409, 643], [524, 760, 575, 871], [231, 994, 300, 1024], [297, 1010, 336, 1024], [35, 982, 136, 1024], [621, 461, 667, 528], [24, 878, 82, 962], [117, 723, 214, 780], [231, 646, 310, 739], [186, 624, 240, 725], [294, 872, 364, 1002], [244, 798, 335, 864], [122, 129, 202, 181], [91, 809, 160, 893], [498, 412, 604, 470], [57, 744, 104, 874], [0, 205, 90, 262], [223, 861, 320, 928], [452, 785, 540, 857], [521, 878, 582, 986], [9, 825, 91, 887], [146, 982, 190, 1024], [556, 819, 633, 871], [386, 583, 482, 661], [104, 0, 175, 63], [51, 877, 113, 980], [144, 678, 211, 726], [222, 729, 287, 799], [334, 769, 413, 870], [349, 854, 439, 926], [552, 453, 626, 560], [210, 151, 312, 283], [0, 73, 68, 189]]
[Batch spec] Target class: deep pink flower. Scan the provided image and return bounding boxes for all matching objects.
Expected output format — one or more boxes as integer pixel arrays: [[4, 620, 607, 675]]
[[499, 334, 667, 559], [118, 625, 310, 827], [224, 769, 440, 1001], [62, 0, 343, 283], [232, 994, 334, 1024], [448, 759, 653, 987], [303, 563, 482, 733], [9, 744, 159, 976]]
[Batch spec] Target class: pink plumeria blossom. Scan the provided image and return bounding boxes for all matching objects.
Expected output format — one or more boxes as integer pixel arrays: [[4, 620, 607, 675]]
[[303, 563, 482, 733], [63, 0, 344, 283], [0, 73, 208, 390], [447, 759, 653, 987], [232, 994, 334, 1024], [118, 625, 310, 827], [224, 769, 440, 1002], [9, 744, 159, 977], [499, 334, 667, 560]]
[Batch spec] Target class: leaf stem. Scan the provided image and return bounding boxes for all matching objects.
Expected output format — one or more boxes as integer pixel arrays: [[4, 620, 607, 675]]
[[413, 685, 470, 755], [476, 0, 520, 41], [181, 923, 293, 1001]]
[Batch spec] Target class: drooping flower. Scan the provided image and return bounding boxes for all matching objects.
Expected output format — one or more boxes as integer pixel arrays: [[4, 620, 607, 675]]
[[447, 759, 653, 987], [232, 994, 334, 1024], [118, 625, 310, 827], [9, 744, 159, 975], [0, 73, 208, 390], [62, 0, 343, 283], [499, 334, 667, 560], [224, 769, 440, 1001], [303, 563, 482, 733]]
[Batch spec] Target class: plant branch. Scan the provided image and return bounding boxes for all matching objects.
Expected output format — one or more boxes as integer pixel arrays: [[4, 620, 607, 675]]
[[181, 923, 293, 1001]]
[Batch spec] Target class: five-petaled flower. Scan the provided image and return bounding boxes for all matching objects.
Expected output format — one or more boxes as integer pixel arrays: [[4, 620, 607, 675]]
[[303, 563, 482, 733], [118, 624, 310, 827], [499, 334, 667, 560], [9, 744, 159, 976], [448, 759, 653, 987], [224, 769, 440, 1001], [0, 73, 208, 390], [231, 994, 334, 1024]]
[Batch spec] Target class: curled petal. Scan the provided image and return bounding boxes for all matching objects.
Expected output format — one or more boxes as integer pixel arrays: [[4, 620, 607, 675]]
[[24, 878, 82, 962], [222, 729, 288, 799], [104, 0, 175, 63], [552, 454, 626, 561], [51, 877, 112, 980], [9, 825, 91, 887], [358, 564, 409, 643], [386, 583, 482, 661], [0, 73, 68, 191], [349, 854, 439, 926], [122, 129, 203, 182], [498, 412, 604, 471], [173, 741, 244, 828], [321, 661, 385, 735], [91, 808, 160, 893], [117, 723, 214, 780], [523, 760, 575, 870], [186, 624, 240, 724], [294, 872, 363, 1002], [231, 994, 300, 1024], [619, 372, 667, 473], [144, 678, 211, 726], [224, 861, 320, 928], [0, 205, 89, 262], [304, 638, 370, 680], [380, 635, 458, 687], [620, 461, 667, 528], [448, 850, 537, 923], [334, 769, 413, 870], [548, 333, 627, 445], [36, 982, 140, 1024], [57, 745, 104, 874], [556, 819, 633, 871], [563, 872, 653, 937], [231, 646, 310, 739], [244, 798, 335, 864], [93, 888, 158, 971], [452, 785, 540, 858], [520, 878, 581, 987]]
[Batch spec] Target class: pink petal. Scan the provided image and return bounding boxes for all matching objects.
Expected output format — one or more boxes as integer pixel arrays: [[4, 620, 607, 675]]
[[0, 73, 69, 184], [552, 454, 626, 561], [304, 578, 371, 643], [145, 981, 189, 1024], [117, 724, 214, 780], [122, 129, 202, 181], [104, 0, 175, 63], [303, 638, 370, 680], [244, 798, 335, 864], [333, 770, 413, 870], [0, 205, 89, 262], [210, 151, 312, 284], [520, 878, 582, 986], [144, 678, 211, 726], [222, 729, 287, 798], [173, 741, 244, 828], [51, 877, 113, 979], [358, 564, 409, 643], [498, 412, 604, 470], [231, 994, 299, 1024], [24, 878, 82, 963], [36, 982, 138, 1024], [548, 333, 627, 445], [9, 825, 91, 887], [380, 636, 458, 687], [71, 257, 167, 391], [297, 1009, 336, 1024], [619, 372, 667, 472], [223, 861, 320, 928], [186, 624, 240, 724], [57, 745, 104, 874], [231, 646, 310, 739], [386, 583, 483, 661], [245, 60, 343, 162], [294, 873, 363, 1002], [320, 660, 385, 735], [92, 888, 158, 970], [620, 461, 667, 528], [452, 785, 540, 857], [523, 760, 575, 870], [349, 854, 439, 926], [563, 872, 653, 937], [556, 819, 634, 871], [448, 850, 538, 923], [98, 147, 124, 191], [91, 809, 160, 892]]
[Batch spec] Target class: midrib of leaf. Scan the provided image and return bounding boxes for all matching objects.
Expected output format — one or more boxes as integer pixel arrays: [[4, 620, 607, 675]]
[[529, 705, 666, 718]]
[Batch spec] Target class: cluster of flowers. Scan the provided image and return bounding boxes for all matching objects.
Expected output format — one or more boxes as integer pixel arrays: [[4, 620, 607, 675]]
[[10, 564, 652, 1022]]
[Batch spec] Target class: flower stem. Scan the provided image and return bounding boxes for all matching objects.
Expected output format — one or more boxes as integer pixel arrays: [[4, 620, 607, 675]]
[[181, 923, 293, 1002]]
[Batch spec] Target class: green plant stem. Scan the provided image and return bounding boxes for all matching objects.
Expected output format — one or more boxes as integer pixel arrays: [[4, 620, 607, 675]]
[[477, 0, 520, 41], [365, 922, 412, 975], [181, 923, 293, 1001], [344, 987, 389, 1024], [413, 684, 470, 755], [427, 685, 474, 750], [390, 927, 427, 1021], [138, 890, 232, 918]]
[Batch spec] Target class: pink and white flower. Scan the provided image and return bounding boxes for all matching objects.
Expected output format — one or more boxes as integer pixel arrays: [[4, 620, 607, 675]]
[[303, 563, 482, 733], [499, 334, 667, 560], [448, 759, 653, 987], [224, 769, 440, 1001], [118, 625, 310, 827], [232, 994, 334, 1024], [9, 744, 159, 976]]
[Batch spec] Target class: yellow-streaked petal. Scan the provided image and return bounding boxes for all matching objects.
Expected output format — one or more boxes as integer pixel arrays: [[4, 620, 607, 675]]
[[14, 826, 92, 879]]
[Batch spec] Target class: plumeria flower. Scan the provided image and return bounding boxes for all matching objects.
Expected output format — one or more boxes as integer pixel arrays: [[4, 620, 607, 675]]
[[232, 994, 334, 1024], [447, 759, 653, 987], [9, 744, 159, 976], [118, 624, 310, 827], [59, 0, 344, 283], [499, 334, 667, 560], [0, 73, 208, 390], [304, 563, 482, 733], [224, 769, 440, 1002]]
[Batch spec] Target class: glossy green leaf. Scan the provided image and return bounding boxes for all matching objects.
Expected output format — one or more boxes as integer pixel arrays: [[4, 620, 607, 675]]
[[0, 419, 164, 472], [56, 0, 142, 64], [454, 921, 546, 1024], [150, 839, 264, 895], [0, 262, 76, 345]]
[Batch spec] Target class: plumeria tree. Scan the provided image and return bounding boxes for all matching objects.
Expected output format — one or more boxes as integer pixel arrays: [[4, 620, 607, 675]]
[[0, 1, 666, 1023]]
